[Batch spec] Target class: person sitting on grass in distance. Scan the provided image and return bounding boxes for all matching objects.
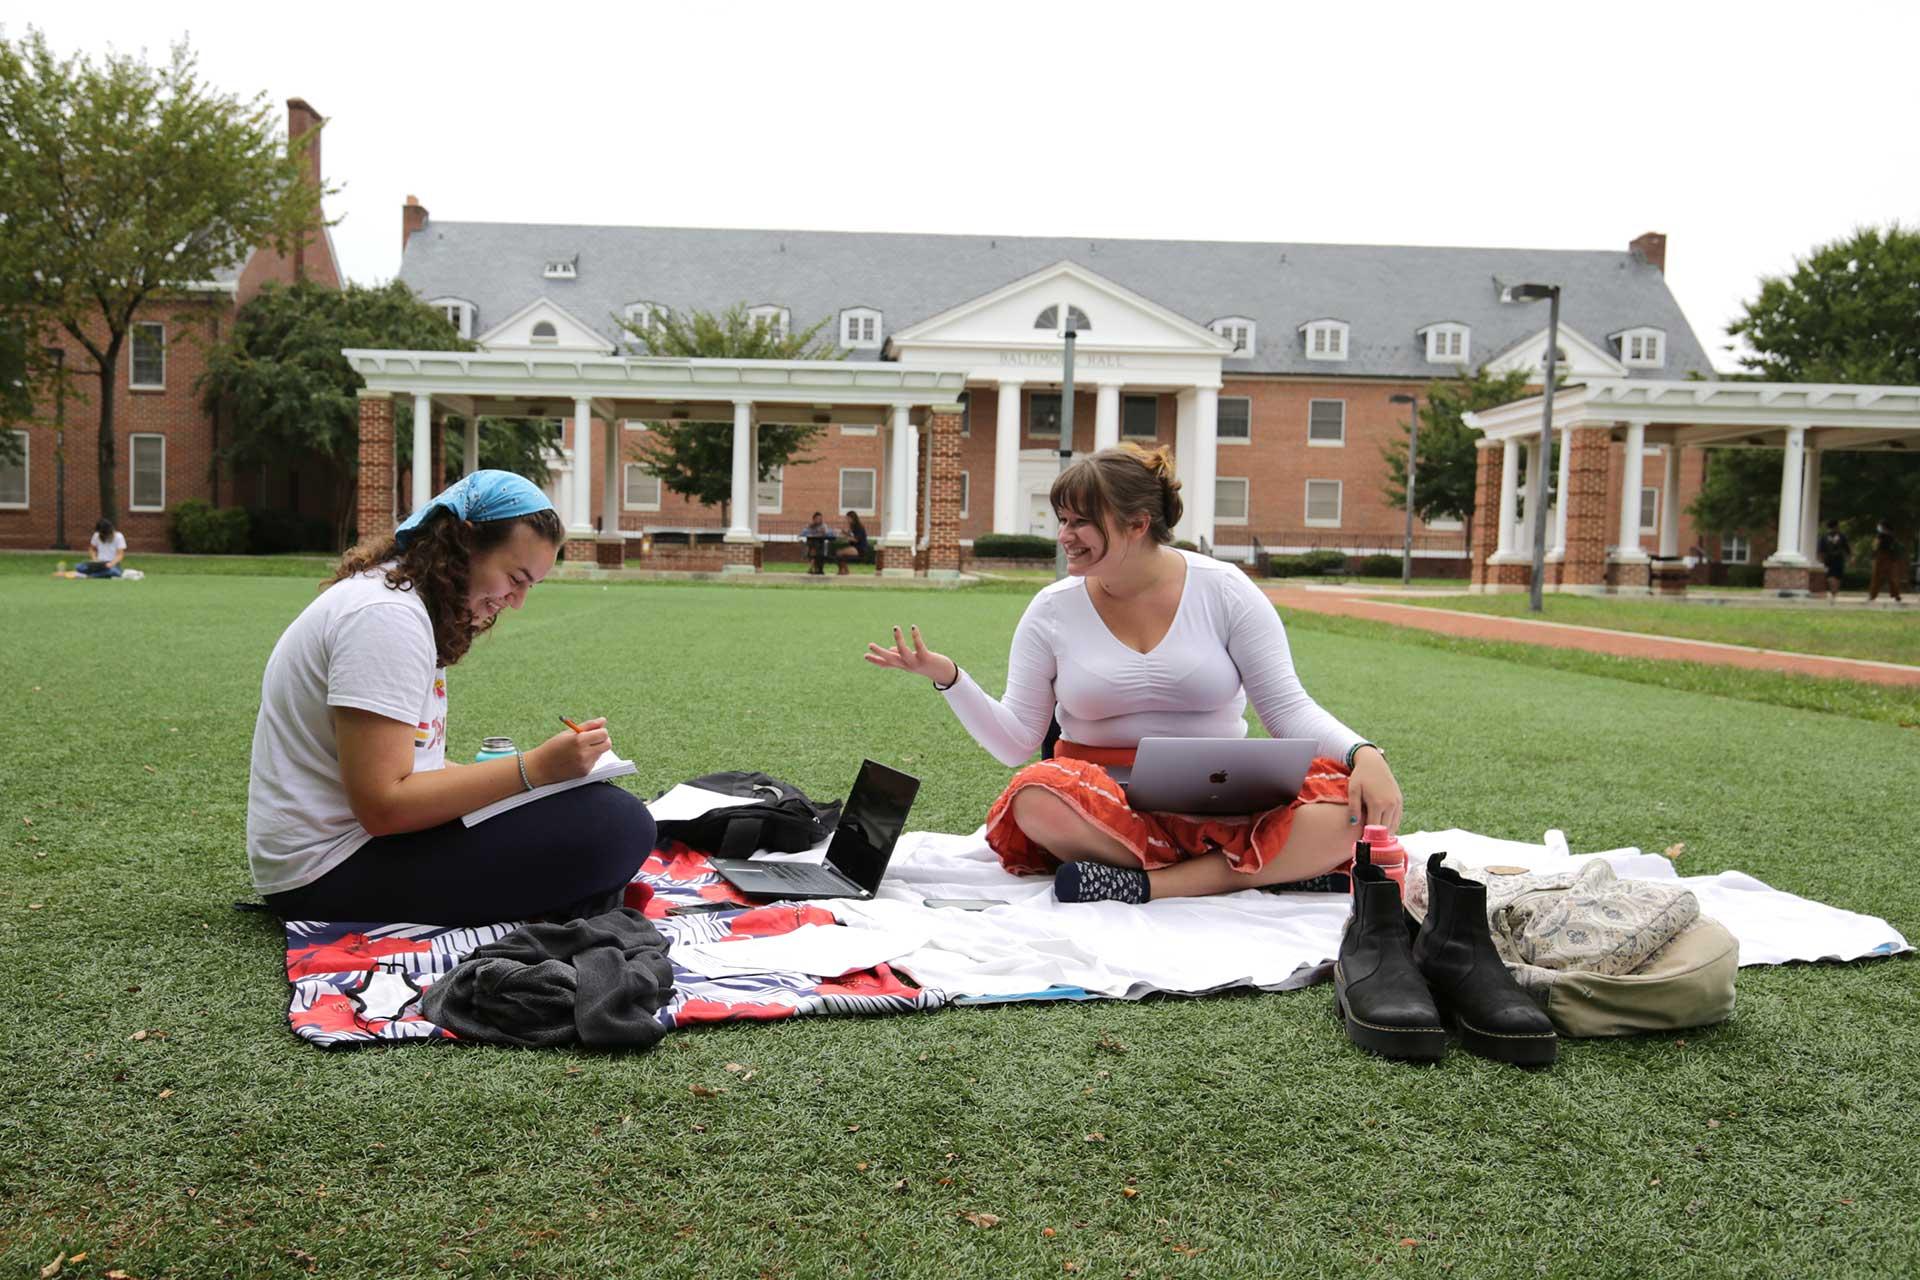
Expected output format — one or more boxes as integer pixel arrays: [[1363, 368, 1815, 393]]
[[864, 443, 1400, 904], [247, 470, 654, 927], [801, 510, 833, 574], [835, 510, 871, 575], [71, 517, 127, 578]]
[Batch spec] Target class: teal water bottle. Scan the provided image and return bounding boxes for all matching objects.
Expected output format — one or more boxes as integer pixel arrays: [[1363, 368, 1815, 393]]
[[475, 736, 517, 762]]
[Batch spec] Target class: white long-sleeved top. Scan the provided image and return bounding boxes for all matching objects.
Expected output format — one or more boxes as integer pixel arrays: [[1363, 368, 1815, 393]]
[[942, 550, 1365, 767]]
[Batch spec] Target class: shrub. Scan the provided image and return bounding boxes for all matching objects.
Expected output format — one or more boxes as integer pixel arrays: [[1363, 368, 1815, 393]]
[[245, 506, 332, 554], [1725, 564, 1766, 589], [1303, 548, 1350, 575], [1265, 554, 1312, 577], [973, 533, 1056, 560], [1360, 553, 1402, 577], [169, 499, 250, 555]]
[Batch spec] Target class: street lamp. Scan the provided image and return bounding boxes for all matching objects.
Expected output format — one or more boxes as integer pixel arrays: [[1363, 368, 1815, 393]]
[[1389, 392, 1419, 586], [1499, 282, 1561, 612]]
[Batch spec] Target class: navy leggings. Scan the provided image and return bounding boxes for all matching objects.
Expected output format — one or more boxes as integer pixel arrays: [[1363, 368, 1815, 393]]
[[266, 784, 655, 926]]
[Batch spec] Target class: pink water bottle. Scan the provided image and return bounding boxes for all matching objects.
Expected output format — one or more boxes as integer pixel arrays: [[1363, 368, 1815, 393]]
[[1357, 824, 1408, 888]]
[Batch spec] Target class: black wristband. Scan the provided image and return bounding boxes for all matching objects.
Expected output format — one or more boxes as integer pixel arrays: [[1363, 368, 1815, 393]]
[[1345, 741, 1380, 770], [932, 662, 961, 692]]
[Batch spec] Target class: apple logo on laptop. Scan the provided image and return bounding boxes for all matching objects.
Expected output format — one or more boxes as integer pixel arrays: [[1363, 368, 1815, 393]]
[[1209, 770, 1229, 785]]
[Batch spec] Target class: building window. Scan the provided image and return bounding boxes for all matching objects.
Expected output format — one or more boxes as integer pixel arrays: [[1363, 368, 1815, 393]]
[[1033, 304, 1090, 334], [130, 323, 165, 389], [1029, 392, 1063, 439], [623, 463, 661, 511], [130, 433, 166, 511], [1307, 399, 1346, 446], [543, 257, 577, 279], [1034, 305, 1058, 330], [1211, 317, 1255, 356], [959, 391, 971, 436], [1617, 327, 1666, 368], [748, 305, 790, 340], [0, 430, 27, 508], [1122, 395, 1158, 440], [1066, 305, 1091, 332], [840, 468, 877, 515], [530, 320, 558, 345], [1424, 324, 1469, 364], [841, 308, 882, 348], [432, 299, 474, 339], [1217, 396, 1251, 444], [1722, 533, 1750, 564], [959, 470, 971, 518], [755, 465, 783, 515], [1428, 515, 1464, 532], [1640, 486, 1659, 534], [623, 302, 662, 343], [1216, 477, 1249, 525], [1302, 320, 1349, 362], [1305, 479, 1342, 528]]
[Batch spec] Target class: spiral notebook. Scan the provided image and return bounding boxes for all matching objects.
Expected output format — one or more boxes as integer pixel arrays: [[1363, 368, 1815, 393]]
[[460, 751, 637, 826]]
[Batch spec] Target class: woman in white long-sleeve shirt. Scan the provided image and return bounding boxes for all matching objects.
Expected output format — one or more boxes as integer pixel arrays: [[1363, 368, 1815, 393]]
[[867, 445, 1402, 904]]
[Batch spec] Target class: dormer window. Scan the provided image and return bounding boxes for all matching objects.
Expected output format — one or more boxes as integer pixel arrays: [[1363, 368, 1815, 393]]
[[543, 257, 578, 280], [1615, 327, 1666, 368], [1211, 317, 1256, 357], [530, 320, 558, 345], [748, 305, 790, 340], [1302, 319, 1349, 362], [623, 302, 663, 347], [841, 307, 883, 348], [431, 298, 474, 339], [1422, 323, 1470, 364]]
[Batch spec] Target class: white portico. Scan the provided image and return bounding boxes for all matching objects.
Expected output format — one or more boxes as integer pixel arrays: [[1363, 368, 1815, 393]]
[[889, 260, 1236, 548]]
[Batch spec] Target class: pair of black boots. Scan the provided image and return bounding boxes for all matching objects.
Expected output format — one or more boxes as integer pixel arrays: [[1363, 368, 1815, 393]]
[[1333, 849, 1557, 1067]]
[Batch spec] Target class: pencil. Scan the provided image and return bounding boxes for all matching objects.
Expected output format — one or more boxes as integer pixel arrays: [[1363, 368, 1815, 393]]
[[560, 715, 584, 733]]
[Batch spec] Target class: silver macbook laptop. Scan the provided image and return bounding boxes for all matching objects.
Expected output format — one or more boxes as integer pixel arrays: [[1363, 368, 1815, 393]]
[[1120, 737, 1317, 816]]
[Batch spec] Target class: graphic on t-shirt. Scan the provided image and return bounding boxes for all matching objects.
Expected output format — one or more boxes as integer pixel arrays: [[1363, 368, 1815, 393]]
[[433, 676, 446, 701], [415, 716, 445, 751]]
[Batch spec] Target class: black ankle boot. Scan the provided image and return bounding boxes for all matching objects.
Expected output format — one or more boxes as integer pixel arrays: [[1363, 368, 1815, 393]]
[[1334, 847, 1446, 1061], [1413, 854, 1558, 1067]]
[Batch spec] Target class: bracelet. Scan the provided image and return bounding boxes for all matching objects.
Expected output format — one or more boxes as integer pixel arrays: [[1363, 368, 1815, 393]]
[[1345, 741, 1380, 770], [932, 661, 961, 693], [515, 750, 534, 792]]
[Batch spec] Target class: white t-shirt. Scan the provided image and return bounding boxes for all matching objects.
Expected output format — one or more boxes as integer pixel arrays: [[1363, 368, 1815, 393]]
[[246, 568, 448, 894], [90, 531, 127, 561], [942, 550, 1363, 766]]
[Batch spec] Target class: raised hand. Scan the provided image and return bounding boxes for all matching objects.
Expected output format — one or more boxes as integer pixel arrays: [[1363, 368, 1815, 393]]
[[864, 624, 959, 687]]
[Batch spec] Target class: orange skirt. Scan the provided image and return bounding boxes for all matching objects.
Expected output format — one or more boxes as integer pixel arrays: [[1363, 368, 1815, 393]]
[[984, 740, 1351, 877]]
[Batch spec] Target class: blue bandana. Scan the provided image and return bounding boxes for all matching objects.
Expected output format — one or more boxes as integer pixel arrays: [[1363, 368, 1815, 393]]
[[394, 470, 556, 547]]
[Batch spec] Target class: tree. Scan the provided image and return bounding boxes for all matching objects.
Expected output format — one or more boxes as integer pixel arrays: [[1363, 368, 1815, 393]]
[[0, 29, 324, 518], [1704, 224, 1920, 542], [620, 304, 841, 522], [1380, 365, 1532, 555]]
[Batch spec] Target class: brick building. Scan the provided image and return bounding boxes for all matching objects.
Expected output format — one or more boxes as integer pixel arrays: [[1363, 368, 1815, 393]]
[[393, 212, 1717, 570], [0, 99, 340, 552]]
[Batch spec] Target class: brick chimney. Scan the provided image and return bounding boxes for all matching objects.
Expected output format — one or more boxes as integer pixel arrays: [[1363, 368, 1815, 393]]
[[286, 98, 323, 282], [1630, 231, 1667, 274], [403, 195, 430, 254]]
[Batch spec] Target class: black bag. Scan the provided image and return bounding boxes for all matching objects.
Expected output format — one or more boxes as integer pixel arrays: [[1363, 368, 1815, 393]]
[[654, 772, 843, 860]]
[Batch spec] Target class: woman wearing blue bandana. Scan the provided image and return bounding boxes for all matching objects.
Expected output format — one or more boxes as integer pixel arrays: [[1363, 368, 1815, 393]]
[[245, 470, 655, 925]]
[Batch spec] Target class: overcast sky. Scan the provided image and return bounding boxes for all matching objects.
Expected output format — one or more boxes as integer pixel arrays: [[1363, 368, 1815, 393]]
[[15, 0, 1919, 371]]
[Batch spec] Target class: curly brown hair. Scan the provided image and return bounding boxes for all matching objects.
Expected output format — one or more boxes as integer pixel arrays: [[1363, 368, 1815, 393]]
[[326, 508, 565, 667]]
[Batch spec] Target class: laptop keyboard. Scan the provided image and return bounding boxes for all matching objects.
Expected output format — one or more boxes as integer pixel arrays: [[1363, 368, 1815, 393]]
[[744, 861, 834, 884]]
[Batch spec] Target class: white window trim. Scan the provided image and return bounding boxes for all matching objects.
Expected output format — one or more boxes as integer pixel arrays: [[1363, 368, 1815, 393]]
[[129, 432, 166, 512], [839, 423, 878, 437], [430, 299, 475, 340], [529, 320, 559, 345], [543, 258, 577, 279], [748, 305, 791, 340], [622, 462, 662, 512], [1304, 478, 1343, 529], [1211, 316, 1256, 358], [0, 429, 28, 509], [1618, 327, 1667, 369], [1427, 515, 1464, 532], [1722, 533, 1750, 564], [1215, 476, 1250, 526], [1640, 486, 1659, 534], [1307, 398, 1346, 448], [840, 307, 883, 349], [623, 302, 662, 338], [839, 467, 878, 516], [756, 465, 784, 516], [1121, 394, 1160, 441], [130, 322, 166, 390], [1301, 320, 1350, 363], [1216, 395, 1252, 446], [959, 470, 971, 519], [1424, 324, 1470, 364]]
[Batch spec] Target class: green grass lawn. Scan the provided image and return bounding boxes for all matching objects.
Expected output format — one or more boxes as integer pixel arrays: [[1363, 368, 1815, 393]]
[[1385, 591, 1920, 667], [3, 572, 1916, 1279]]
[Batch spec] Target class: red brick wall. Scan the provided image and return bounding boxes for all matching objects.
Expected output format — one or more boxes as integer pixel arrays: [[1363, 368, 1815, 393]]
[[1561, 428, 1612, 587], [355, 393, 394, 546], [1470, 442, 1502, 587]]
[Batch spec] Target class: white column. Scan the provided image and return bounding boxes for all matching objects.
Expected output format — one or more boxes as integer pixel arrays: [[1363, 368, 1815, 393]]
[[1193, 387, 1219, 552], [1173, 390, 1197, 543], [1799, 446, 1822, 562], [1615, 421, 1649, 561], [411, 393, 433, 513], [993, 381, 1022, 534], [1515, 445, 1536, 557], [1094, 382, 1121, 452], [725, 400, 753, 540], [1493, 439, 1520, 557], [463, 416, 480, 477], [1659, 444, 1683, 557], [905, 423, 920, 548], [1768, 424, 1808, 564], [883, 403, 912, 545], [747, 421, 761, 536], [1549, 431, 1572, 559], [569, 397, 593, 534], [601, 415, 620, 537]]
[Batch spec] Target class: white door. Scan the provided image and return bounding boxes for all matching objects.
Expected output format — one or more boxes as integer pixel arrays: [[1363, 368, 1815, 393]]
[[1028, 494, 1055, 537]]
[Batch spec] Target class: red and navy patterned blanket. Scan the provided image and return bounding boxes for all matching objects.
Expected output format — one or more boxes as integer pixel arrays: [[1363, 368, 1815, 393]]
[[282, 843, 947, 1050]]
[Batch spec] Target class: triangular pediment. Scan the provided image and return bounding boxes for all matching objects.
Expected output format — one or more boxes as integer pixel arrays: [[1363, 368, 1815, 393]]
[[475, 296, 616, 354], [1486, 324, 1626, 380], [891, 260, 1233, 354]]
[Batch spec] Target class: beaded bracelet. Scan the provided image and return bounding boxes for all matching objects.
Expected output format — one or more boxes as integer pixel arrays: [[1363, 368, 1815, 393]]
[[1345, 741, 1380, 770], [516, 750, 534, 791]]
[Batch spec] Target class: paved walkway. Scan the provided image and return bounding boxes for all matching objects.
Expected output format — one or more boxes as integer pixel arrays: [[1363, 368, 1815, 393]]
[[1265, 587, 1920, 688]]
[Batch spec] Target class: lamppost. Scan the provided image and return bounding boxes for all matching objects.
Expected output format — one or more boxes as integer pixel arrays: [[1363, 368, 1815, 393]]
[[44, 346, 68, 550], [1500, 282, 1561, 613], [1389, 392, 1419, 586], [1054, 328, 1077, 580]]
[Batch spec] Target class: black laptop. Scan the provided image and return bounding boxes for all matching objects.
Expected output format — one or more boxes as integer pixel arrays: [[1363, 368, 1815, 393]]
[[708, 759, 920, 901]]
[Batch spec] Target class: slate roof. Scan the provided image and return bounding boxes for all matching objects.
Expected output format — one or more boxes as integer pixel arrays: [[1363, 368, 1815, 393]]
[[398, 222, 1715, 379]]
